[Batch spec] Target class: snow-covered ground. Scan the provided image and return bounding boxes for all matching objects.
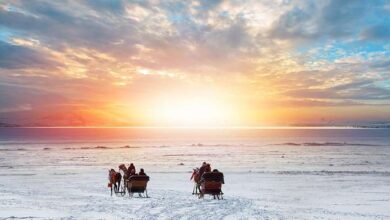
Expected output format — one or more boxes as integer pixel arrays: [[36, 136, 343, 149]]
[[0, 128, 390, 219]]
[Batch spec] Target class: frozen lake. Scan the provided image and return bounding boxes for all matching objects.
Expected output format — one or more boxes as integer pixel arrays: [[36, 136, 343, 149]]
[[0, 128, 389, 219]]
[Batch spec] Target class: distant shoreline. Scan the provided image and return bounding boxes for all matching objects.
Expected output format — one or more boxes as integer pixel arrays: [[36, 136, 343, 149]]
[[0, 125, 389, 129]]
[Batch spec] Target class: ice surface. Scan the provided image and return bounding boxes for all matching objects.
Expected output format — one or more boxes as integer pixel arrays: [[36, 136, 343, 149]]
[[0, 128, 389, 219]]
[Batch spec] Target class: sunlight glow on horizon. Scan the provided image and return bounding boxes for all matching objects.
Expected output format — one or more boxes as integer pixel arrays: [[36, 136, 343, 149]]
[[139, 89, 241, 126], [157, 99, 231, 126]]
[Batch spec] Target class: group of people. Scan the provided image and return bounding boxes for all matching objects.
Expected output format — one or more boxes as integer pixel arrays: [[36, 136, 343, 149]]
[[109, 161, 224, 198], [118, 163, 147, 180], [111, 161, 223, 185]]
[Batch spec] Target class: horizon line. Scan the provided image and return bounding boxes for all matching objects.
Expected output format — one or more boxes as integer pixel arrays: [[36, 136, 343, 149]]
[[1, 125, 379, 129]]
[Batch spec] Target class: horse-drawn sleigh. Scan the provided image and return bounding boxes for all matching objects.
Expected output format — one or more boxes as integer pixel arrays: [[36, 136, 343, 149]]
[[191, 166, 224, 200], [108, 162, 224, 200], [108, 165, 150, 198]]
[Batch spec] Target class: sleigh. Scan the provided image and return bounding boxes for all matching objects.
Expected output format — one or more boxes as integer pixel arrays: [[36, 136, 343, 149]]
[[199, 172, 224, 199], [125, 175, 150, 198]]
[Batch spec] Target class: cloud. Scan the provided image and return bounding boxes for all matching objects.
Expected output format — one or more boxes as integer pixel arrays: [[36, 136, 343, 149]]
[[0, 0, 389, 125], [0, 82, 68, 124], [0, 1, 135, 50], [85, 0, 125, 14], [361, 24, 390, 41], [269, 0, 374, 41], [0, 40, 57, 69], [284, 78, 390, 101]]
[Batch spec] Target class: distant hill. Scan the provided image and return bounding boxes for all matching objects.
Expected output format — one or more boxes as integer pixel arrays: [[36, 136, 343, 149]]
[[352, 122, 390, 129], [290, 122, 390, 129], [0, 122, 20, 127]]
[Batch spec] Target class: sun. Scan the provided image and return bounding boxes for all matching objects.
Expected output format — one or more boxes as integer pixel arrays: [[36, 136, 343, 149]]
[[144, 92, 235, 127], [160, 99, 225, 126]]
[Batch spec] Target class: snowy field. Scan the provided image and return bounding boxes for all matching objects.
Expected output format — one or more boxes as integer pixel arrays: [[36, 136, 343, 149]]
[[0, 128, 390, 219]]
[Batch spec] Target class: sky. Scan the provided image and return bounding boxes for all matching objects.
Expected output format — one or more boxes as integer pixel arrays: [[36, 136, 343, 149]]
[[0, 0, 390, 127]]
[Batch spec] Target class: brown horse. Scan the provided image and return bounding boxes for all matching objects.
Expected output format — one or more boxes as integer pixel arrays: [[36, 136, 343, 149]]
[[190, 168, 201, 194], [108, 169, 122, 196], [191, 163, 212, 195], [119, 164, 128, 179]]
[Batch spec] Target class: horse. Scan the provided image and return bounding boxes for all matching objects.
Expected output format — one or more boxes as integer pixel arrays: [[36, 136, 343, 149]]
[[119, 164, 129, 179], [191, 164, 213, 195], [190, 168, 201, 194], [108, 169, 122, 196]]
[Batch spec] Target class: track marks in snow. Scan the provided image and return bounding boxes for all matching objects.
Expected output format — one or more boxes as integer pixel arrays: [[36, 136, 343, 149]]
[[131, 190, 274, 220]]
